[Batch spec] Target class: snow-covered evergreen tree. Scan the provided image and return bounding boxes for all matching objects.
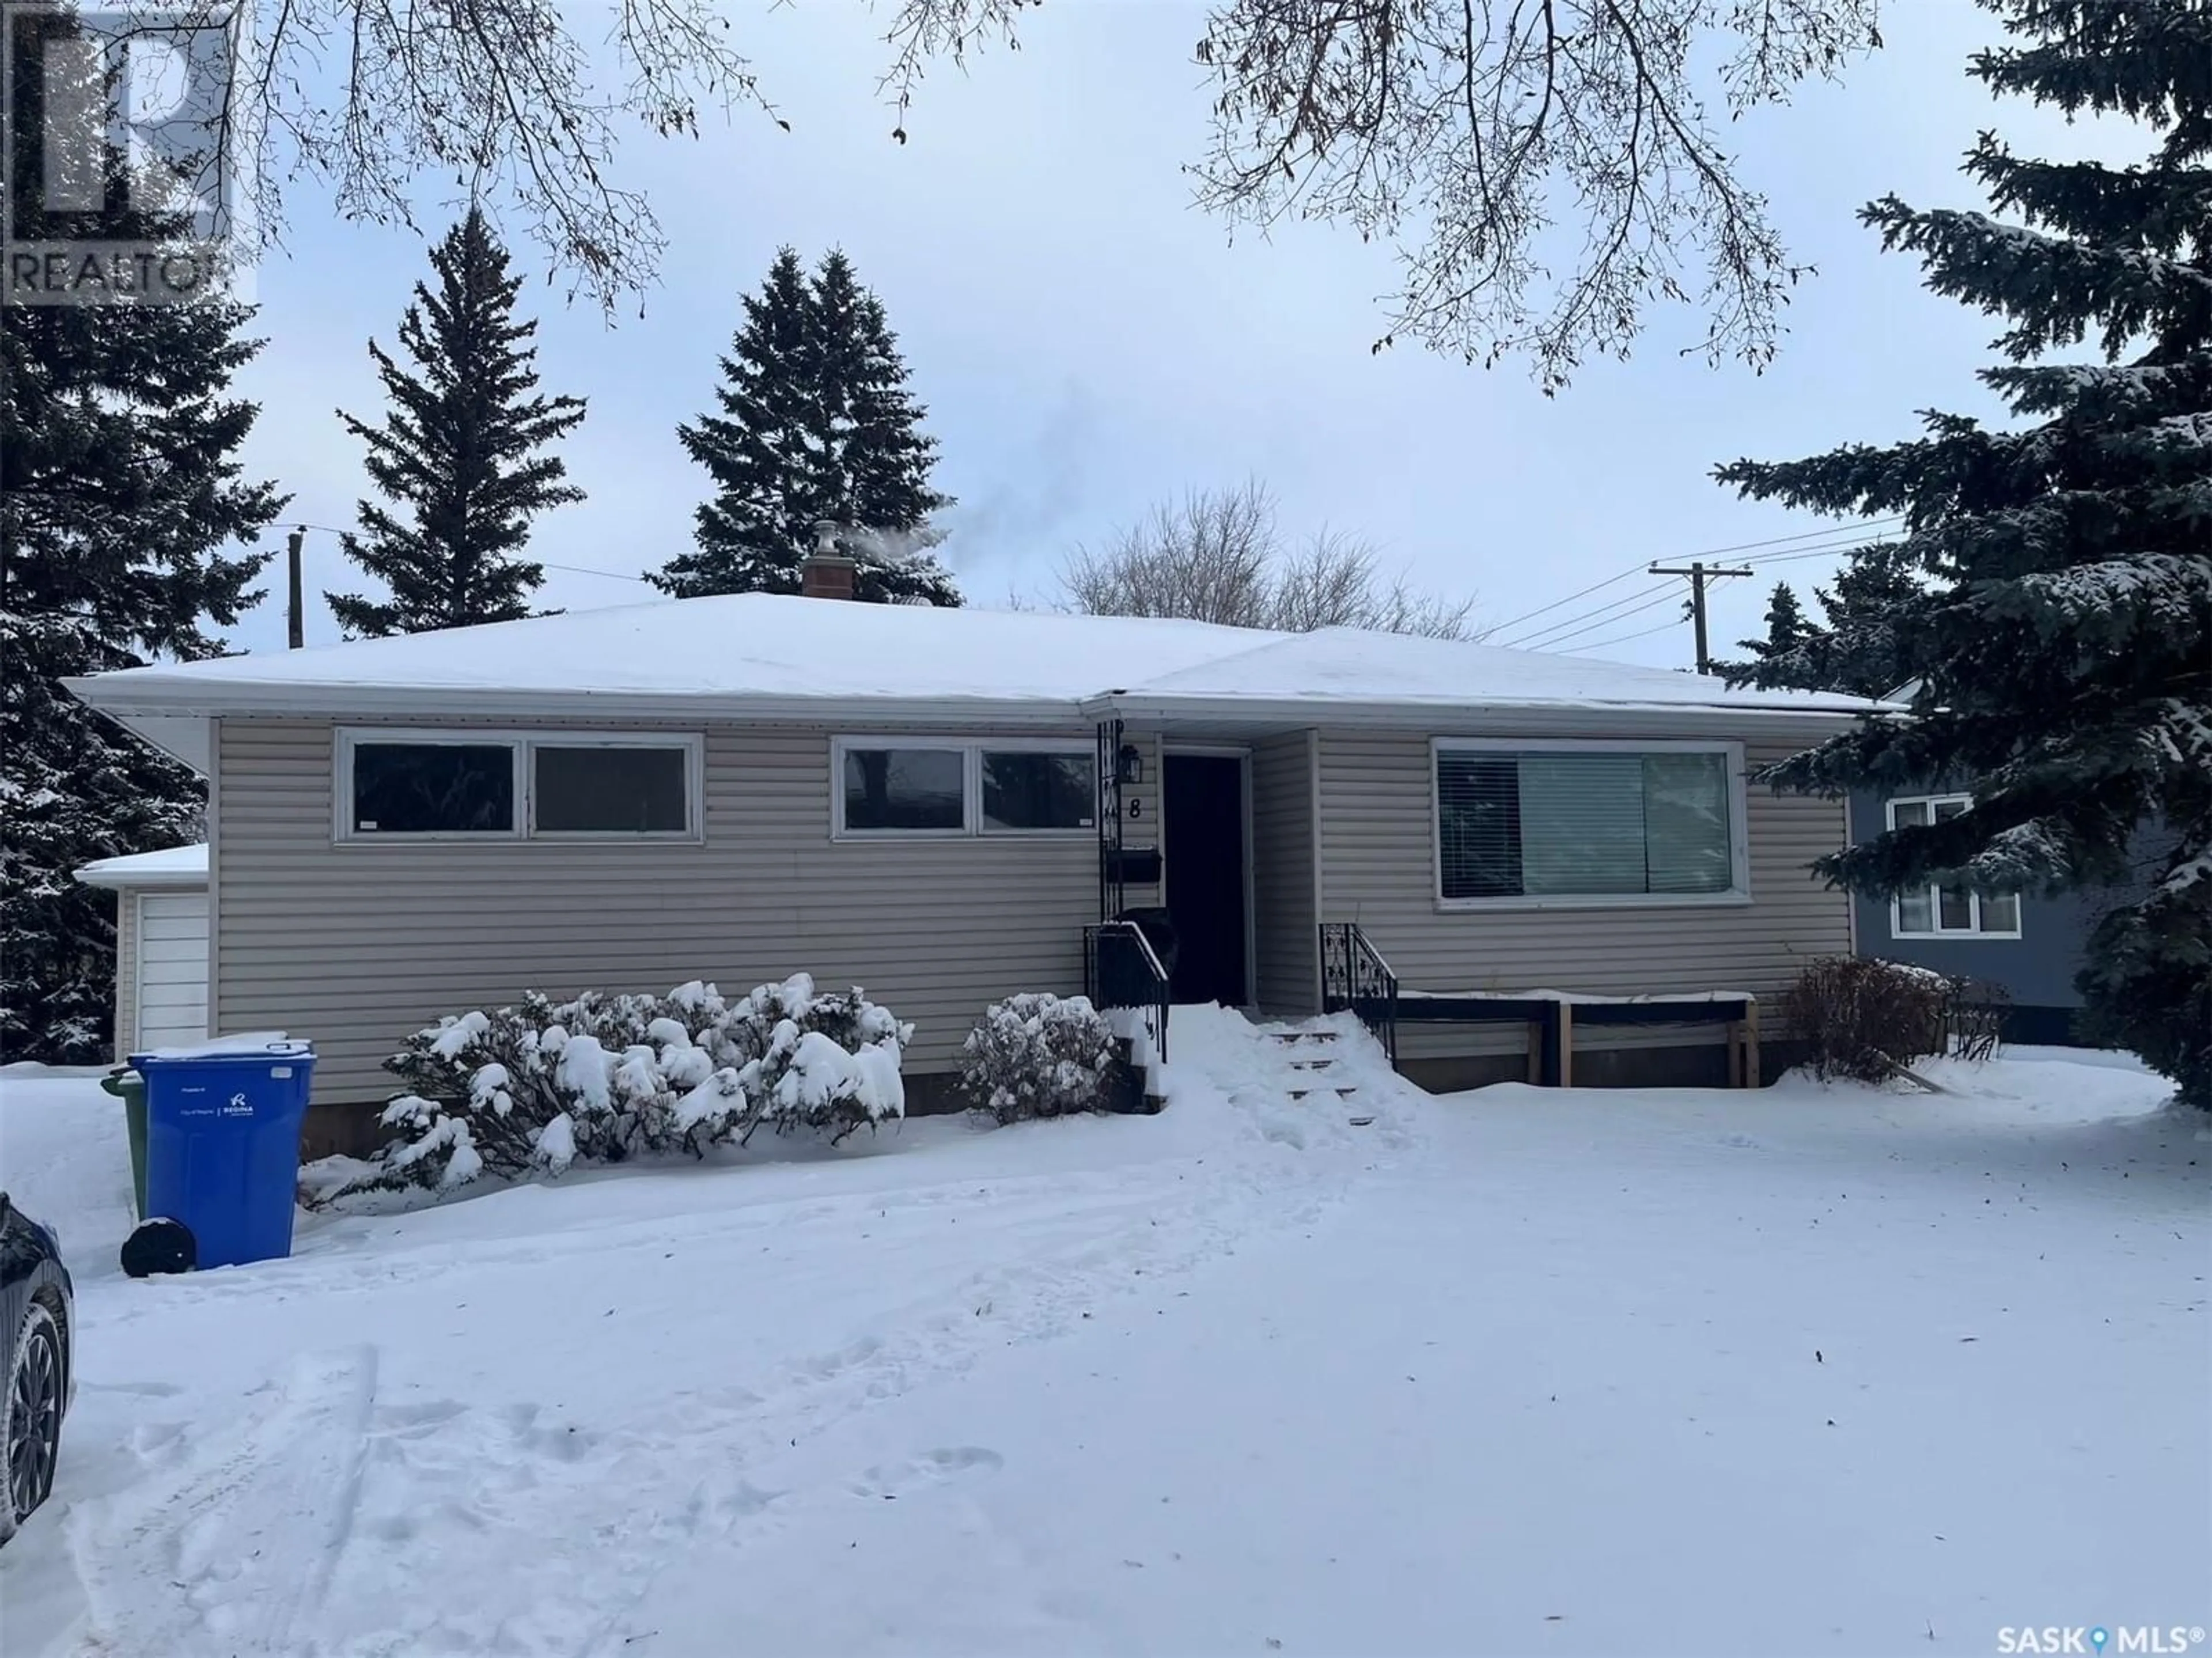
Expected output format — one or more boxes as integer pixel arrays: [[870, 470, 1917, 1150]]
[[654, 247, 960, 605], [1734, 582, 1817, 671], [2, 294, 281, 1059], [328, 209, 586, 637], [1722, 550, 1930, 699], [1717, 0, 2211, 1104]]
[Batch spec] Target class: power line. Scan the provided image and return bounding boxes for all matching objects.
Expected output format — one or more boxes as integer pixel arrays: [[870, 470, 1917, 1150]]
[[1519, 585, 1685, 652], [1488, 515, 1905, 647], [541, 562, 654, 584], [275, 523, 655, 586], [1484, 561, 1649, 638], [1501, 580, 1677, 650], [1560, 616, 1685, 654]]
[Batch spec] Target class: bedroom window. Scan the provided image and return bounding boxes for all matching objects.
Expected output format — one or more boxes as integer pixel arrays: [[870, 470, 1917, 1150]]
[[1433, 740, 1744, 907], [981, 749, 1095, 832], [1886, 796, 2021, 938], [841, 745, 967, 832], [833, 739, 1096, 837], [533, 744, 692, 835], [338, 731, 699, 841], [347, 740, 518, 836]]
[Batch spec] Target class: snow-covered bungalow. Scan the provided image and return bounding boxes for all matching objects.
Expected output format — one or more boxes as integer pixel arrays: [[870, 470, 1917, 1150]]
[[66, 566, 1883, 1118]]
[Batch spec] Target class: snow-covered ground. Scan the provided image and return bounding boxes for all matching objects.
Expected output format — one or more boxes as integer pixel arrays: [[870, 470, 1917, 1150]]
[[1, 1020, 2205, 1657]]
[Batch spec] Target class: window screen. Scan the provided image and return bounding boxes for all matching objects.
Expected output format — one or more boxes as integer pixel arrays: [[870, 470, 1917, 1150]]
[[843, 747, 965, 831], [1437, 749, 1734, 900], [350, 742, 515, 834], [982, 751, 1094, 831], [534, 745, 688, 833]]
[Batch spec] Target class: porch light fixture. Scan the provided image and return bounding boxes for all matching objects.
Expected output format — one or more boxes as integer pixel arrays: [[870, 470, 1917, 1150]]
[[1116, 744, 1144, 786]]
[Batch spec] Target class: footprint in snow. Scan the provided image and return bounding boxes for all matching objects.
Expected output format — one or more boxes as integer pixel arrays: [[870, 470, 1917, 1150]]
[[849, 1446, 1005, 1500]]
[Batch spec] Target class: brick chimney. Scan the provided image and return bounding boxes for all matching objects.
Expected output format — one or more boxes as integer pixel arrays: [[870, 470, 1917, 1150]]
[[801, 520, 857, 600]]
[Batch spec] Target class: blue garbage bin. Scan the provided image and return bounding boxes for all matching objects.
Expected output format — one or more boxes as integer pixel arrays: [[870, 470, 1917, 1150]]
[[131, 1040, 316, 1270]]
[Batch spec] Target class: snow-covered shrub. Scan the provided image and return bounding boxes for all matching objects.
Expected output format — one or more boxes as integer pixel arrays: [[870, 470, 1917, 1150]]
[[354, 976, 911, 1193], [960, 993, 1122, 1123], [1782, 957, 1950, 1083]]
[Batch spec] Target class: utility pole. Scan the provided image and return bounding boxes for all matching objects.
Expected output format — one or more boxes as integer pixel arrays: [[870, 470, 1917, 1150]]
[[286, 527, 306, 649], [1647, 559, 1753, 675]]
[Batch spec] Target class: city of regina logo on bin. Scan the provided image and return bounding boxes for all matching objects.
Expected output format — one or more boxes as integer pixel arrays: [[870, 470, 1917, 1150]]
[[220, 1091, 252, 1116]]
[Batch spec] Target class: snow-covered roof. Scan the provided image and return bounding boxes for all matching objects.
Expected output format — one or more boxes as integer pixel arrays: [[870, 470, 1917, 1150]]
[[67, 593, 1884, 742], [74, 843, 208, 889]]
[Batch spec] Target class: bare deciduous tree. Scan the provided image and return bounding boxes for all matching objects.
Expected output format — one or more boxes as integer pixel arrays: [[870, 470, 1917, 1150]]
[[1061, 482, 1482, 638], [1186, 0, 1884, 389], [137, 0, 1873, 383]]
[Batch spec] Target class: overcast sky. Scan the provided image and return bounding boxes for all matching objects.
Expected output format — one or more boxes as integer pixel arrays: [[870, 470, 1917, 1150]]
[[222, 0, 2138, 669]]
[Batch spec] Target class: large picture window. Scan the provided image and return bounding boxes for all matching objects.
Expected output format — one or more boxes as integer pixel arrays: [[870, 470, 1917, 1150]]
[[833, 740, 1096, 837], [338, 731, 699, 841], [1434, 741, 1742, 905], [1886, 796, 2021, 938]]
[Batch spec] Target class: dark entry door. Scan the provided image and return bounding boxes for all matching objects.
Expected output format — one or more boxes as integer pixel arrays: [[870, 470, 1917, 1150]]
[[1163, 754, 1248, 1006]]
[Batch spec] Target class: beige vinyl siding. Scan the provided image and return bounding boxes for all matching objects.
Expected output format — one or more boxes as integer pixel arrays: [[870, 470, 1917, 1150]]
[[112, 888, 138, 1063], [215, 718, 1153, 1104], [1250, 730, 1320, 1015], [1316, 729, 1849, 1058]]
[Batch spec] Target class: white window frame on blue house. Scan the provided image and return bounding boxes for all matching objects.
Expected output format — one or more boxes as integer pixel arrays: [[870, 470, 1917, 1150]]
[[1884, 793, 2022, 940]]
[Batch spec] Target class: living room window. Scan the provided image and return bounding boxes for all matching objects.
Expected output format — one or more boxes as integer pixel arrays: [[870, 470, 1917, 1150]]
[[1433, 740, 1745, 907], [1885, 795, 2021, 938]]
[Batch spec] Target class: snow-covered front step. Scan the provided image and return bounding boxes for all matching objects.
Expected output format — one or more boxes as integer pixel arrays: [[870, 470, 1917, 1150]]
[[1267, 1029, 1340, 1044], [1286, 1057, 1338, 1071]]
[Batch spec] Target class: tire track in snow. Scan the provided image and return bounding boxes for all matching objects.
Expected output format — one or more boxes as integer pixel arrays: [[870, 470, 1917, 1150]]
[[66, 1344, 378, 1657], [62, 1015, 1429, 1657]]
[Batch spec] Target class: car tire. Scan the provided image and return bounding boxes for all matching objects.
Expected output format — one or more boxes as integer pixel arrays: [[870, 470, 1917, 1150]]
[[2, 1297, 65, 1544]]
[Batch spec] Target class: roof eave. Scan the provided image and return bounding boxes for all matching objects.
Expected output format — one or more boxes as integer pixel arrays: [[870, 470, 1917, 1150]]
[[74, 866, 208, 891], [1084, 691, 1893, 731], [64, 678, 1099, 730]]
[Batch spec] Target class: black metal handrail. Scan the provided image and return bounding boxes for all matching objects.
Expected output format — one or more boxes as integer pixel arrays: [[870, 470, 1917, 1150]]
[[1319, 921, 1399, 1068], [1084, 919, 1171, 1064]]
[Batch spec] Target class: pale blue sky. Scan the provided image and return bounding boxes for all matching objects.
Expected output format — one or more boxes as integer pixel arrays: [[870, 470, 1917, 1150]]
[[222, 0, 2137, 667]]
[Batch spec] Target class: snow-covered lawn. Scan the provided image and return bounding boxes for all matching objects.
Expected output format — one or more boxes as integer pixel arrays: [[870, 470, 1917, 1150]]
[[1, 1020, 2205, 1657]]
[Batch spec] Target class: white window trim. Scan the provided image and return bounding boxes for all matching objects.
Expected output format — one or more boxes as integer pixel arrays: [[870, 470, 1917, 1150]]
[[830, 736, 1099, 841], [1429, 737, 1752, 913], [335, 728, 703, 845], [1884, 794, 2022, 940]]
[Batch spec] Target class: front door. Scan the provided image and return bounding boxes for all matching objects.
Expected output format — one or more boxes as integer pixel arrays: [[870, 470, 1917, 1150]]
[[1162, 753, 1248, 1006]]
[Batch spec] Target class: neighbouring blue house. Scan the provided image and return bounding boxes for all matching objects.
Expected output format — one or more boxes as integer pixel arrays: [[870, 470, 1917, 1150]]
[[1846, 785, 2148, 1046]]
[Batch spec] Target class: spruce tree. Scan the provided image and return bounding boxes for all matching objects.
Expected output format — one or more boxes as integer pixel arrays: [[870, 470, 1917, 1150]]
[[1722, 550, 1929, 699], [656, 247, 960, 605], [1717, 0, 2212, 1103], [329, 209, 586, 637], [1735, 582, 1817, 670], [1, 293, 281, 1060]]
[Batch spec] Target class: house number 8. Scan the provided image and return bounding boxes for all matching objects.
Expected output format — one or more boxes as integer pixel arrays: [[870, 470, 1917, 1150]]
[[1128, 799, 1143, 819]]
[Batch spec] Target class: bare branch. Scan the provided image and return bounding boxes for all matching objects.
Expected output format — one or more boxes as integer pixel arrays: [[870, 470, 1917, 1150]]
[[1061, 481, 1484, 638]]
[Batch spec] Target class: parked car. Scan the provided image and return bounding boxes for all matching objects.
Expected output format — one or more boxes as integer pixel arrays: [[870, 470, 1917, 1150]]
[[1, 1193, 74, 1544]]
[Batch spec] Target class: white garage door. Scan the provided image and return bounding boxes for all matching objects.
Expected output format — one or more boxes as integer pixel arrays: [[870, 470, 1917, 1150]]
[[136, 892, 209, 1053]]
